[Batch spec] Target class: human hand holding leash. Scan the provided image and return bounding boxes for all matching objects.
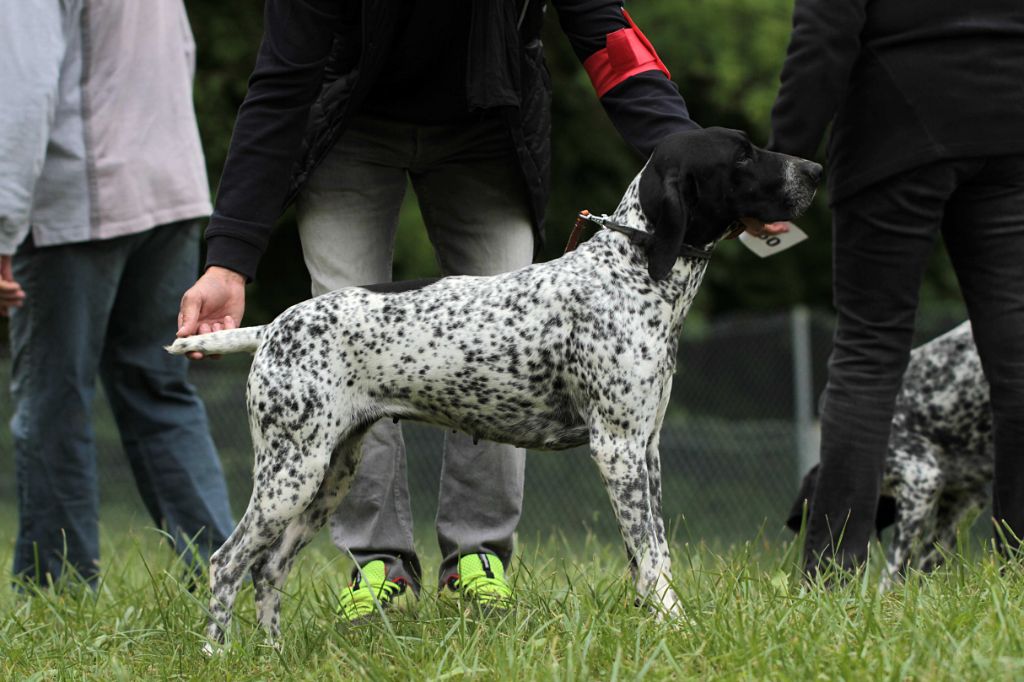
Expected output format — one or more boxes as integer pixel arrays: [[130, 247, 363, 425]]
[[177, 265, 246, 359], [0, 255, 25, 316]]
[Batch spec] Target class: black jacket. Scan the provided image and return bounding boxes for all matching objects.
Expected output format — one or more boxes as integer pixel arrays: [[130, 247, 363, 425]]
[[206, 0, 697, 281], [769, 0, 1024, 204]]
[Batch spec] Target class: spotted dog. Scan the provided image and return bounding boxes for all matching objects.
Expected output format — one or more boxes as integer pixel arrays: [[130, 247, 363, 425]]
[[788, 321, 992, 580], [168, 128, 821, 645]]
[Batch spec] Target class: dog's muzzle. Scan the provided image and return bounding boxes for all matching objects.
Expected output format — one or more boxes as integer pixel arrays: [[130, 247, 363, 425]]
[[784, 159, 823, 216]]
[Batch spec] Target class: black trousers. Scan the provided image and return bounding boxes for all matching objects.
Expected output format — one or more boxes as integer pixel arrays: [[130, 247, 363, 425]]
[[805, 155, 1024, 574]]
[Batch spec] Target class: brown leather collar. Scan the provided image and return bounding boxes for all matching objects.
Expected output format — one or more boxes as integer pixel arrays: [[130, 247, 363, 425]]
[[564, 210, 713, 261]]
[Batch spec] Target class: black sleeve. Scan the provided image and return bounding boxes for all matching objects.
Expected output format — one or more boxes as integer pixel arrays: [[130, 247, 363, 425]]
[[204, 0, 345, 281], [768, 0, 868, 158], [551, 0, 698, 158]]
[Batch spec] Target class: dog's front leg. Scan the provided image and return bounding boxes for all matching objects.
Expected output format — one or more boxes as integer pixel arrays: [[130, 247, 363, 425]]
[[642, 453, 680, 614], [643, 388, 677, 612], [590, 424, 682, 618], [885, 470, 942, 585]]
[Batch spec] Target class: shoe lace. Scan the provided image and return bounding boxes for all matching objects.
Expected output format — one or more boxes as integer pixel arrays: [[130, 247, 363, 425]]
[[338, 578, 406, 619], [452, 572, 512, 605]]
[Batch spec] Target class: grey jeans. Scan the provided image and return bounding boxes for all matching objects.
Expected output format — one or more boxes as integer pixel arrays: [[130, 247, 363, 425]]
[[295, 113, 534, 590]]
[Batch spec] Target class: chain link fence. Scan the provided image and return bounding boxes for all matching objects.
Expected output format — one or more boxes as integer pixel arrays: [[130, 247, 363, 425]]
[[0, 308, 969, 550]]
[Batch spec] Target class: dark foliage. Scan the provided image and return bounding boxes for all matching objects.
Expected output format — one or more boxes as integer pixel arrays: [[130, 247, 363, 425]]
[[184, 0, 964, 326]]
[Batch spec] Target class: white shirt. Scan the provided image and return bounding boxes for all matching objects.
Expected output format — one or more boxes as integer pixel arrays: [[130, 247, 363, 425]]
[[0, 0, 211, 254]]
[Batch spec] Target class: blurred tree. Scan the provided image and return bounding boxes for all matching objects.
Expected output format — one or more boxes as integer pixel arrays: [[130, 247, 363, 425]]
[[183, 0, 965, 328]]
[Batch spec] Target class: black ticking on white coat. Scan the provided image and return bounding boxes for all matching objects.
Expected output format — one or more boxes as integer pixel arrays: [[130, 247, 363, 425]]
[[788, 321, 993, 585], [167, 127, 822, 647]]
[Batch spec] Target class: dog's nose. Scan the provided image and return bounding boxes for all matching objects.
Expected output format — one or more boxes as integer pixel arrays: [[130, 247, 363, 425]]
[[800, 161, 823, 186]]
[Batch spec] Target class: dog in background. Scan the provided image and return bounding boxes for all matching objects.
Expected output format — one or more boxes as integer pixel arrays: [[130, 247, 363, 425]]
[[788, 321, 992, 579], [169, 128, 821, 645]]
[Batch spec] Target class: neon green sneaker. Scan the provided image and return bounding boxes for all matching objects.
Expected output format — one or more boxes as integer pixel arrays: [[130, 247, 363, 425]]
[[337, 560, 411, 623], [443, 553, 513, 611]]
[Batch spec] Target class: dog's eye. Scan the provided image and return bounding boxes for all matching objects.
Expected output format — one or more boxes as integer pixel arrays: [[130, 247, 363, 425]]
[[735, 156, 751, 168]]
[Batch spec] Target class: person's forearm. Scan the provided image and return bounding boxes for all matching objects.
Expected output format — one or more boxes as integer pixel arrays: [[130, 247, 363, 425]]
[[600, 73, 699, 158], [768, 0, 868, 157], [0, 0, 69, 254], [205, 0, 344, 281], [552, 1, 697, 156]]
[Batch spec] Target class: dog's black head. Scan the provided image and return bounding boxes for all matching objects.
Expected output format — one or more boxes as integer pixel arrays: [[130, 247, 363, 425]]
[[639, 127, 823, 280]]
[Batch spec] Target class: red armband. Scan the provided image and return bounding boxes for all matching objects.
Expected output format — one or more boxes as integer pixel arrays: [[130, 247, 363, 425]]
[[582, 9, 671, 98]]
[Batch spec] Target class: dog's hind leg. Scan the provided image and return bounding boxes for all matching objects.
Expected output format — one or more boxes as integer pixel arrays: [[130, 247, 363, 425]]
[[250, 430, 368, 642], [590, 422, 681, 618], [205, 439, 335, 647], [205, 500, 289, 647]]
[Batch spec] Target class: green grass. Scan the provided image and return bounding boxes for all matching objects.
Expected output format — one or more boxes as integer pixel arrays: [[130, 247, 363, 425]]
[[3, 514, 1024, 680]]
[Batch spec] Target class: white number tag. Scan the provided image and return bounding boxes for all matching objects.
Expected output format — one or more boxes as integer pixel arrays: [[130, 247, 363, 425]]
[[738, 223, 808, 258]]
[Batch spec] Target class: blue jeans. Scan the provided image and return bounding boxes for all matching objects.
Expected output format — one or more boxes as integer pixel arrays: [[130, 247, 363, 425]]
[[9, 221, 235, 584]]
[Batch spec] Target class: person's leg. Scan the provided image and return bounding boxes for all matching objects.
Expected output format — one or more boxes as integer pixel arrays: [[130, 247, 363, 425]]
[[296, 115, 423, 587], [409, 113, 534, 587], [9, 237, 122, 585], [939, 155, 1024, 555], [98, 221, 234, 570], [806, 162, 960, 576]]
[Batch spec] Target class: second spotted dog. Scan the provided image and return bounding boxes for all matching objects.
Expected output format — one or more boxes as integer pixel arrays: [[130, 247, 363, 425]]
[[789, 321, 992, 578]]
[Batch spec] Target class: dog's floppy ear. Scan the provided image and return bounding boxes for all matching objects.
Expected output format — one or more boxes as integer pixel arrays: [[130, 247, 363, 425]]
[[639, 163, 695, 281]]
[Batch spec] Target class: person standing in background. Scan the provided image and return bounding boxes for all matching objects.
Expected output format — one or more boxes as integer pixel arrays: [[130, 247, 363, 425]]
[[174, 0, 705, 619], [770, 0, 1024, 576], [0, 0, 235, 586]]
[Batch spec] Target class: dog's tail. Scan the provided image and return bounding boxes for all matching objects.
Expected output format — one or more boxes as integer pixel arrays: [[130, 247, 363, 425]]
[[165, 326, 265, 356]]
